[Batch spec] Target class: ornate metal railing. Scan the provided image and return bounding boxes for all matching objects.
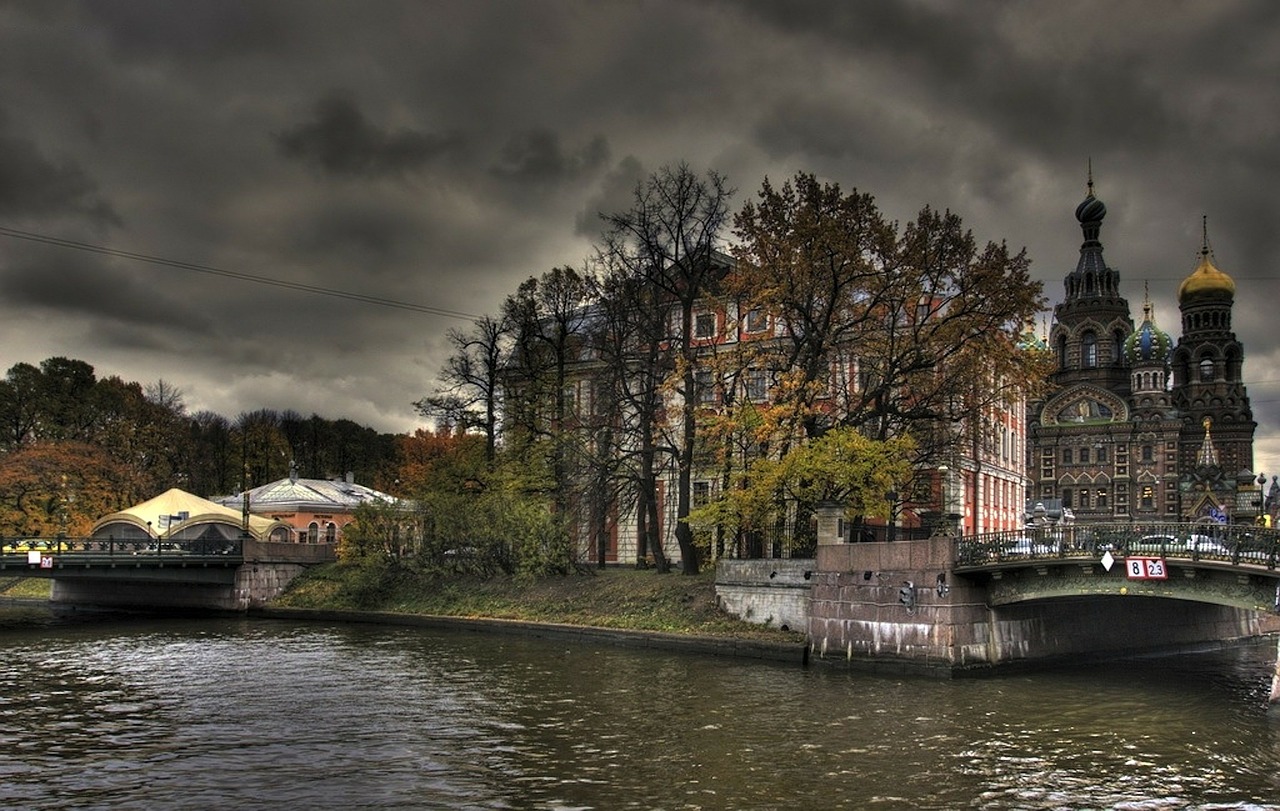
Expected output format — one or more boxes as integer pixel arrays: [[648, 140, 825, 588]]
[[0, 536, 244, 560], [955, 522, 1280, 571]]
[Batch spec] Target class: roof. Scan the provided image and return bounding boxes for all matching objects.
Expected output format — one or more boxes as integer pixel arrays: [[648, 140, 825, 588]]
[[1178, 250, 1235, 303], [216, 473, 398, 513], [91, 487, 288, 541]]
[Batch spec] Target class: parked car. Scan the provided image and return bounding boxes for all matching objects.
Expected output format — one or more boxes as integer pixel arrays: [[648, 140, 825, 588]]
[[1134, 534, 1179, 553], [1186, 533, 1232, 558], [1003, 536, 1059, 557]]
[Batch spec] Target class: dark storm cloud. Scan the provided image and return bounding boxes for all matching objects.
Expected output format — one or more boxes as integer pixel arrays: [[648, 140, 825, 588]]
[[0, 246, 201, 331], [0, 113, 119, 225], [574, 156, 649, 239], [83, 1, 292, 60], [1, 0, 1278, 468], [491, 130, 610, 185], [276, 93, 462, 179]]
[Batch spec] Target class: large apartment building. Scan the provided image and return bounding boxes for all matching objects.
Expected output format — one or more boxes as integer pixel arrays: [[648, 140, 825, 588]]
[[532, 255, 1033, 567]]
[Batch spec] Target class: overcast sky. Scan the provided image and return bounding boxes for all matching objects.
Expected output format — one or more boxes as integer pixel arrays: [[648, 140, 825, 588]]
[[2, 0, 1279, 475]]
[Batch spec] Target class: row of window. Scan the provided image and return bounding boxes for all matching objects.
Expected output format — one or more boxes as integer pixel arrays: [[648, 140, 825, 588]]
[[694, 308, 769, 340], [1046, 442, 1173, 469], [1059, 482, 1175, 511], [1057, 330, 1125, 370]]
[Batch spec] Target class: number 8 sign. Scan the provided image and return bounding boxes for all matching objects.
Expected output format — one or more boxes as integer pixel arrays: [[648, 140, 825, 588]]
[[1126, 557, 1168, 580]]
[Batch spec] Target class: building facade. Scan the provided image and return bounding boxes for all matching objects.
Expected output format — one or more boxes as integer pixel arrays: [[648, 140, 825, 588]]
[[1028, 181, 1257, 524], [546, 268, 1031, 567], [215, 466, 398, 544]]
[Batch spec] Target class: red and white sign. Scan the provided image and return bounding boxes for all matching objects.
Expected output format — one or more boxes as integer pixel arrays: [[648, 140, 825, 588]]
[[1126, 557, 1168, 580]]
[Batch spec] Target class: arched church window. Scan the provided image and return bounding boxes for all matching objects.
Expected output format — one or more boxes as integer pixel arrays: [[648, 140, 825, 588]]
[[1199, 357, 1214, 382], [1082, 331, 1097, 369], [1057, 334, 1067, 369]]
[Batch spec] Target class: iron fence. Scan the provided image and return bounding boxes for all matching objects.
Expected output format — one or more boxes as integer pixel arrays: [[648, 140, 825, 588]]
[[955, 522, 1280, 570]]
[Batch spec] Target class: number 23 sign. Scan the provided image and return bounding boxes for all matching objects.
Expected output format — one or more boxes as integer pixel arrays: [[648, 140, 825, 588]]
[[1126, 557, 1167, 580]]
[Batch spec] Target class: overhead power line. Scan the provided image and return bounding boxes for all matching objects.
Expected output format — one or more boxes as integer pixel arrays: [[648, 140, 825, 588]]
[[0, 225, 481, 321]]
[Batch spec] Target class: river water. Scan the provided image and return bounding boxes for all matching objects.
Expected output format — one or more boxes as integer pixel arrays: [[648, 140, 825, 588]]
[[2, 606, 1280, 810]]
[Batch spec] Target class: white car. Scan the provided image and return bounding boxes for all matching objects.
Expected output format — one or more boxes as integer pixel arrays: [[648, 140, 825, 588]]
[[1185, 534, 1231, 557], [1004, 536, 1058, 556]]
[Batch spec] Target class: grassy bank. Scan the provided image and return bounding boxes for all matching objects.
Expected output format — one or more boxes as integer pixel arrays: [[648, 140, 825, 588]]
[[0, 578, 51, 599], [275, 561, 805, 643], [0, 562, 804, 645]]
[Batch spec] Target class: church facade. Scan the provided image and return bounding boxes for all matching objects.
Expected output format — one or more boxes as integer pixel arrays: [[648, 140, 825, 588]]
[[1028, 181, 1259, 525]]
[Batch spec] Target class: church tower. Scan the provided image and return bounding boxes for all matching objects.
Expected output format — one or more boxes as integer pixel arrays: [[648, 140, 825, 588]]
[[1030, 176, 1139, 522], [1171, 220, 1256, 517], [1047, 174, 1134, 394]]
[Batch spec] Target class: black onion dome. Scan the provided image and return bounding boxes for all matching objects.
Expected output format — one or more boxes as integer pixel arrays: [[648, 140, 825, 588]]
[[1075, 193, 1106, 224]]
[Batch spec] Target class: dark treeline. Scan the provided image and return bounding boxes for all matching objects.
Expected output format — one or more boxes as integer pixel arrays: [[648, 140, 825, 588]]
[[0, 356, 397, 536]]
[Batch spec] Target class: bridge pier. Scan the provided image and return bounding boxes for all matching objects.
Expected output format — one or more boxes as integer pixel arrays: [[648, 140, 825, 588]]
[[1271, 636, 1280, 704]]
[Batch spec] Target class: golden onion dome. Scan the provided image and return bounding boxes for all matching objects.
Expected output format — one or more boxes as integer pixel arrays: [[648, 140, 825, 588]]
[[1177, 250, 1235, 303]]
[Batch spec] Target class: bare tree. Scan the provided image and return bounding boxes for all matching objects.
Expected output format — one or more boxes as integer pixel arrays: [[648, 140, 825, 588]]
[[415, 314, 509, 461], [601, 164, 734, 575]]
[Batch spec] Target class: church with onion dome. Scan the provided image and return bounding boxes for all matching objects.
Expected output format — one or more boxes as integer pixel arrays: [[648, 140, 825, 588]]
[[1027, 175, 1258, 525]]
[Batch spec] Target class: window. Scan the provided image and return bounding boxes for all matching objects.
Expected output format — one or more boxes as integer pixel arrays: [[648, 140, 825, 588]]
[[695, 370, 716, 405], [745, 369, 768, 402], [695, 312, 716, 339], [1199, 357, 1214, 382], [1079, 489, 1091, 509], [1062, 448, 1073, 465], [1079, 447, 1090, 464], [1142, 445, 1153, 462], [1082, 331, 1098, 368], [307, 522, 319, 543], [325, 523, 336, 543], [744, 308, 766, 333], [1097, 489, 1108, 509], [1096, 446, 1108, 463], [1141, 486, 1154, 509], [692, 481, 711, 507], [1062, 490, 1073, 508]]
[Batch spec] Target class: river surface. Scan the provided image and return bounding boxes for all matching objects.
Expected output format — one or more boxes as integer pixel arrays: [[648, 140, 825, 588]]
[[2, 605, 1280, 810]]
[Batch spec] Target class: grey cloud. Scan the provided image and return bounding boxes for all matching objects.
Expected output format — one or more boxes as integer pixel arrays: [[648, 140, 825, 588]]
[[0, 115, 119, 225], [491, 130, 610, 185], [574, 156, 648, 238], [276, 93, 463, 179], [0, 246, 202, 332], [84, 1, 292, 61]]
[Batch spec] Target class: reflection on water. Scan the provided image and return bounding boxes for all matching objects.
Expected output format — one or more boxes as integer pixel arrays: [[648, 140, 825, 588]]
[[2, 606, 1279, 809]]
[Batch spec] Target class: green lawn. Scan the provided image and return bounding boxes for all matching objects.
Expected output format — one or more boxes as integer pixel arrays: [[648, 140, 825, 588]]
[[276, 562, 805, 642]]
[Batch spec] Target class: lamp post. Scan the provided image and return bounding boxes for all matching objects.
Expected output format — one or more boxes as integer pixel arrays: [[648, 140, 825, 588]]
[[1258, 473, 1268, 525], [886, 490, 898, 543]]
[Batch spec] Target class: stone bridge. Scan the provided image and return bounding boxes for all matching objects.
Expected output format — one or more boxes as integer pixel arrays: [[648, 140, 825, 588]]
[[1, 536, 333, 611], [717, 516, 1280, 684]]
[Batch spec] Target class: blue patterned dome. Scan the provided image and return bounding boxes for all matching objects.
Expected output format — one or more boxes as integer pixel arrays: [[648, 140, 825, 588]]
[[1123, 306, 1173, 366]]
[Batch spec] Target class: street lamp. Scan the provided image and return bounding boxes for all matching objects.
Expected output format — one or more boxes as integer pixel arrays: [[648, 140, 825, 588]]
[[886, 490, 898, 543], [1258, 472, 1267, 525]]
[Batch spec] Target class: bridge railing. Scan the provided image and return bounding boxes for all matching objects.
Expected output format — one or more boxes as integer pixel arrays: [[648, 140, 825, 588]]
[[955, 523, 1280, 570], [0, 536, 243, 559]]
